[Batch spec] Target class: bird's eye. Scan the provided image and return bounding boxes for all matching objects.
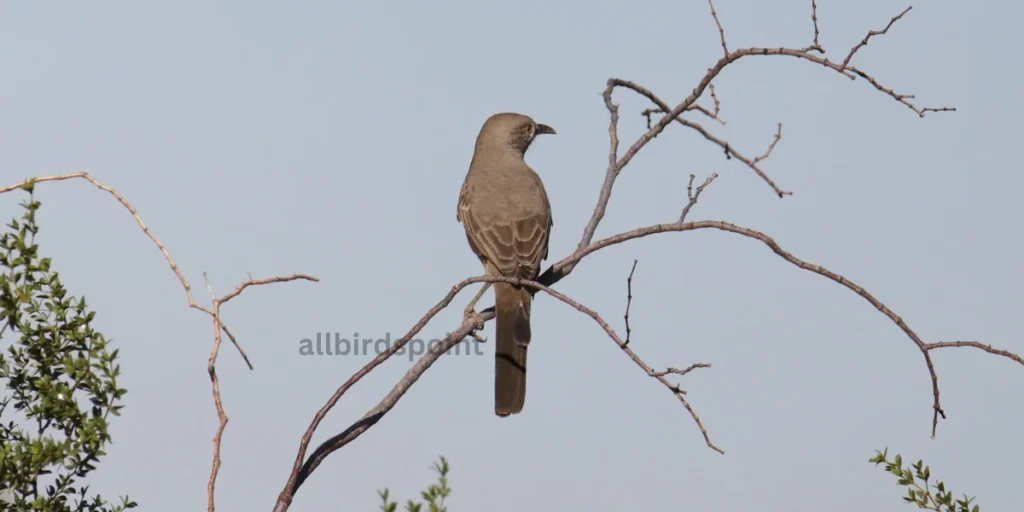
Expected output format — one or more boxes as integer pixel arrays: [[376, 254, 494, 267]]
[[526, 124, 535, 137]]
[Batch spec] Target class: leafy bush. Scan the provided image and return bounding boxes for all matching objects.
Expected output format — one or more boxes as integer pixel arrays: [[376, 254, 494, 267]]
[[0, 183, 134, 511]]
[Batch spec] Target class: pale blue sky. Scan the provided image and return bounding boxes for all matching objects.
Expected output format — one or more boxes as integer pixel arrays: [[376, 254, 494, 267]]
[[2, 0, 1020, 510]]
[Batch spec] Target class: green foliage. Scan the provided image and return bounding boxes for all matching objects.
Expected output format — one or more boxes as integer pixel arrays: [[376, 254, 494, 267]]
[[871, 448, 979, 512], [377, 456, 451, 512], [0, 182, 135, 511]]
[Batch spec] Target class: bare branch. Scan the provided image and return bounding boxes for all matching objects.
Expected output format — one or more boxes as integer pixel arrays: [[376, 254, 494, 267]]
[[201, 274, 227, 512], [562, 80, 624, 274], [2, 172, 212, 315], [219, 274, 319, 305], [643, 104, 726, 128], [587, 27, 954, 205], [802, 0, 825, 53], [649, 364, 713, 378], [707, 0, 729, 56], [842, 6, 912, 70], [219, 324, 253, 371], [753, 123, 783, 165], [692, 118, 788, 193], [623, 86, 791, 198], [708, 83, 723, 121], [206, 319, 226, 512], [924, 341, 1024, 366], [643, 85, 725, 129], [680, 173, 719, 222], [623, 260, 638, 345]]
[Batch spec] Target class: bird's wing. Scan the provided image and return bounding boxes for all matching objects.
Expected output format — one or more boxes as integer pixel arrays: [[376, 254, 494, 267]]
[[462, 208, 550, 280], [457, 172, 471, 222], [537, 176, 553, 263]]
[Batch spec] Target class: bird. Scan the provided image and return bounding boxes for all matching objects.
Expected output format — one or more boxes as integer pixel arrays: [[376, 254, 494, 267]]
[[456, 112, 556, 416]]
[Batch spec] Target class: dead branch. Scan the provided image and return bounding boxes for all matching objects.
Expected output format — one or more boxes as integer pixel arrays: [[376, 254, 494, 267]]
[[608, 4, 952, 204], [649, 364, 713, 378], [707, 0, 729, 56], [681, 173, 718, 222], [924, 341, 1024, 365], [841, 6, 912, 70], [803, 0, 825, 53], [753, 124, 783, 165], [624, 260, 638, 346]]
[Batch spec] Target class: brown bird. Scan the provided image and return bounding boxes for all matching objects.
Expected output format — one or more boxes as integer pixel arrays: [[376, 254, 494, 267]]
[[457, 112, 555, 416]]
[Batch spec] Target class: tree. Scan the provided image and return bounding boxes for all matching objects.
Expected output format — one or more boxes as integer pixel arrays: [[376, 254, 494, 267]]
[[0, 186, 134, 511], [272, 4, 1019, 510]]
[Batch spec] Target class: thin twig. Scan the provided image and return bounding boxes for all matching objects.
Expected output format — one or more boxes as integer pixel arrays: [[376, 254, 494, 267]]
[[649, 364, 713, 378], [753, 123, 783, 165], [802, 0, 825, 53], [219, 274, 319, 305], [709, 84, 722, 121], [643, 106, 789, 197], [680, 173, 719, 222], [707, 0, 729, 56], [218, 324, 253, 370], [841, 6, 912, 70], [643, 104, 725, 128], [624, 260, 638, 346]]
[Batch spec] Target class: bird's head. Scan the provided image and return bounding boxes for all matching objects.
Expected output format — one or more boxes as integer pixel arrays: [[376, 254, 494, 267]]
[[476, 112, 556, 156]]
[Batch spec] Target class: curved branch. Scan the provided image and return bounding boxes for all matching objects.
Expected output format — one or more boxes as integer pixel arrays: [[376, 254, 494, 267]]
[[924, 341, 1024, 366], [3, 172, 209, 313], [557, 219, 1024, 436]]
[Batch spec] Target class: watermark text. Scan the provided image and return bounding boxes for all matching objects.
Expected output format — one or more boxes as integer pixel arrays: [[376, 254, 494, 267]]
[[298, 332, 484, 361]]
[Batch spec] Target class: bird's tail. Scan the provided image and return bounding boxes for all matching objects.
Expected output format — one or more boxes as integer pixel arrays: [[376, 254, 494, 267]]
[[494, 282, 531, 416]]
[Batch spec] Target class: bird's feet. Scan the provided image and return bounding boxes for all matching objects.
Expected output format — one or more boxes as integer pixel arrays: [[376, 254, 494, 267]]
[[463, 307, 487, 343]]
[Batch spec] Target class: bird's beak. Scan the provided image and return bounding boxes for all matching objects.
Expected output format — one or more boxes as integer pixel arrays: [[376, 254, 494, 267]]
[[535, 123, 556, 135]]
